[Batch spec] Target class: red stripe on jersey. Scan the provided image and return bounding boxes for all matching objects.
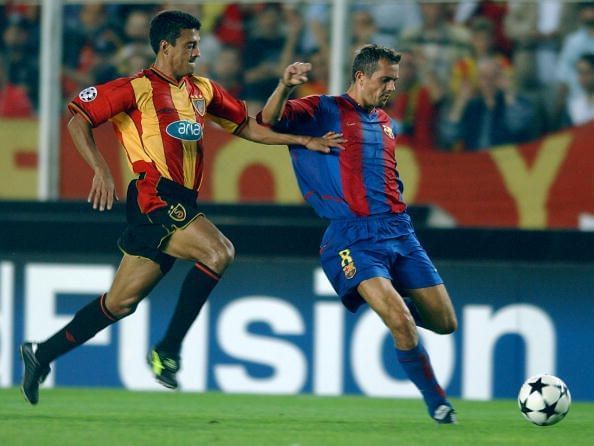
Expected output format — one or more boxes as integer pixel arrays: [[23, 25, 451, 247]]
[[183, 78, 206, 191], [336, 97, 370, 216], [148, 74, 184, 184], [193, 142, 204, 191], [128, 107, 143, 146], [282, 95, 320, 121], [69, 77, 137, 128], [380, 119, 406, 213], [111, 123, 132, 167], [207, 80, 248, 129], [133, 160, 167, 214]]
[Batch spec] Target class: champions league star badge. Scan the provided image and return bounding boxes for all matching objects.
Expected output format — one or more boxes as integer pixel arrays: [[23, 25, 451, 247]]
[[192, 97, 206, 116], [79, 86, 97, 102], [382, 125, 395, 139]]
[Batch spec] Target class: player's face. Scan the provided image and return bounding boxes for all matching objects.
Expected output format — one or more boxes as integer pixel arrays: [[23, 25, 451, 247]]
[[360, 59, 399, 108], [168, 28, 201, 78]]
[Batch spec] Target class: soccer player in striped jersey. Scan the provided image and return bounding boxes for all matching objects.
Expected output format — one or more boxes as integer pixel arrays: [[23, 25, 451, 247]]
[[19, 10, 343, 404], [257, 45, 458, 423]]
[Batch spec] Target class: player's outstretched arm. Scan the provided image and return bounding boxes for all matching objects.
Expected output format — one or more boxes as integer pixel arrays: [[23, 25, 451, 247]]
[[67, 113, 118, 211], [260, 62, 311, 125], [238, 117, 344, 153]]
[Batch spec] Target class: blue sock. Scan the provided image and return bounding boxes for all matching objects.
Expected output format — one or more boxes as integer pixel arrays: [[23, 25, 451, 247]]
[[396, 342, 448, 415]]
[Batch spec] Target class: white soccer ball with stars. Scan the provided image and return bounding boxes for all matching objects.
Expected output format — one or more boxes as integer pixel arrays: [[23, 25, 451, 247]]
[[518, 374, 571, 426]]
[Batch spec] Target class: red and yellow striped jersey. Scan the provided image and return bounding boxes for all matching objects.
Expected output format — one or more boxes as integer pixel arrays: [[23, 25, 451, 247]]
[[68, 66, 247, 212]]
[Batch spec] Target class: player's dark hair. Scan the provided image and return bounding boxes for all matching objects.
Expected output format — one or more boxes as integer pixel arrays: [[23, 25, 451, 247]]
[[149, 10, 201, 55], [578, 53, 594, 68], [351, 44, 401, 82]]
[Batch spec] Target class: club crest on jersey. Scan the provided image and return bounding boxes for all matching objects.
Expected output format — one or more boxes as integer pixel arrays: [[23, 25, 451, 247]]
[[166, 120, 203, 141], [79, 86, 97, 102], [192, 97, 206, 116], [339, 249, 357, 279], [382, 125, 394, 139], [168, 203, 187, 222]]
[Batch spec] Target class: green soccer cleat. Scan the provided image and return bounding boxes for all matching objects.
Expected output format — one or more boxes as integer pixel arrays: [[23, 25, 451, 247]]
[[147, 348, 180, 390], [20, 342, 51, 405]]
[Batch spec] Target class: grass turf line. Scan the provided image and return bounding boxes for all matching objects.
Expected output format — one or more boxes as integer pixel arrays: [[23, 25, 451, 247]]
[[0, 388, 593, 446]]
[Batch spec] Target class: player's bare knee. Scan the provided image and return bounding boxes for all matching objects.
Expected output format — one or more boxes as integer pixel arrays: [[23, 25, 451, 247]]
[[208, 238, 234, 270], [384, 309, 417, 346], [189, 237, 235, 272], [438, 313, 458, 335], [220, 237, 235, 265], [105, 295, 141, 318]]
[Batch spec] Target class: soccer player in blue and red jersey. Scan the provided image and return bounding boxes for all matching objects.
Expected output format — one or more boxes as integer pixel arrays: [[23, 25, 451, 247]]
[[258, 44, 458, 423], [19, 10, 343, 405]]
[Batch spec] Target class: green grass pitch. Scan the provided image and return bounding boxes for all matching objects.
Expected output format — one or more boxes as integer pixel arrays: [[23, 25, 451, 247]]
[[1, 388, 592, 446]]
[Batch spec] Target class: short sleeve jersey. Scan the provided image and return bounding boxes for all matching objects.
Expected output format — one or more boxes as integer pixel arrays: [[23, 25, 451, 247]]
[[69, 66, 248, 210], [257, 94, 406, 220]]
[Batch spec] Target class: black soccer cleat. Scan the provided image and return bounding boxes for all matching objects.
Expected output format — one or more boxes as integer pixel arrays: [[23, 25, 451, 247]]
[[432, 404, 457, 424], [147, 348, 180, 390], [20, 342, 51, 405]]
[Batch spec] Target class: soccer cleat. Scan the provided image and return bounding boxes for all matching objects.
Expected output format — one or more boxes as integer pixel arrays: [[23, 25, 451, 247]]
[[147, 348, 180, 390], [432, 404, 457, 424], [20, 342, 51, 405]]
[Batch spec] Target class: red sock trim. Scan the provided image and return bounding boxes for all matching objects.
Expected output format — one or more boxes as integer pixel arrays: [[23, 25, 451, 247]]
[[194, 262, 221, 281], [99, 293, 118, 321], [65, 330, 77, 343]]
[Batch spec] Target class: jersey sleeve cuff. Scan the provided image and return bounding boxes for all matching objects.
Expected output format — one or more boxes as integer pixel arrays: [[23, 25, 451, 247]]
[[255, 111, 273, 128], [67, 102, 95, 127]]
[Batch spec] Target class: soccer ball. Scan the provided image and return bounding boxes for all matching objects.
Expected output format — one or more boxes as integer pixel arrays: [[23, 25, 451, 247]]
[[517, 374, 571, 426]]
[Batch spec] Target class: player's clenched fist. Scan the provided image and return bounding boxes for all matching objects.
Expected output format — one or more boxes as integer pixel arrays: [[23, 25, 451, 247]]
[[281, 62, 312, 87]]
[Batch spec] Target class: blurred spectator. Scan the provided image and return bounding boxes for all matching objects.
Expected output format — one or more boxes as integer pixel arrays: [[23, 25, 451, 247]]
[[4, 4, 40, 53], [243, 4, 299, 109], [0, 54, 34, 117], [62, 4, 121, 98], [505, 1, 576, 89], [2, 17, 39, 108], [440, 58, 536, 151], [566, 53, 594, 126], [400, 2, 471, 88], [118, 53, 151, 78], [364, 1, 421, 47], [295, 49, 329, 97], [300, 2, 330, 56], [112, 10, 153, 73], [453, 0, 512, 56], [385, 52, 441, 150], [210, 45, 244, 98], [213, 4, 251, 49], [554, 2, 594, 127], [450, 17, 511, 95], [351, 8, 395, 54]]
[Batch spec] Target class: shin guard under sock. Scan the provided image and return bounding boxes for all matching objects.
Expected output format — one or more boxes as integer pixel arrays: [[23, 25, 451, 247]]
[[35, 294, 118, 366], [396, 342, 447, 414], [156, 262, 220, 356]]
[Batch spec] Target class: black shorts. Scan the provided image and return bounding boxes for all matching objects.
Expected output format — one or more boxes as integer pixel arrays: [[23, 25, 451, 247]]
[[118, 177, 203, 272]]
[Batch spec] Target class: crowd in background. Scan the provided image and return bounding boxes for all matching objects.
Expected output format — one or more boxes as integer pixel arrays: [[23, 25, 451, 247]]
[[1, 1, 593, 152]]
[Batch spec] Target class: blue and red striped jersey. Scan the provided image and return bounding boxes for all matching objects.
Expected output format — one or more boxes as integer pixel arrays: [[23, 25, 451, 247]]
[[258, 94, 406, 220]]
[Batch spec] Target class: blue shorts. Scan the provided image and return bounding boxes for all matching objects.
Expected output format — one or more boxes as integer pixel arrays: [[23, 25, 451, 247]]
[[319, 212, 443, 313]]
